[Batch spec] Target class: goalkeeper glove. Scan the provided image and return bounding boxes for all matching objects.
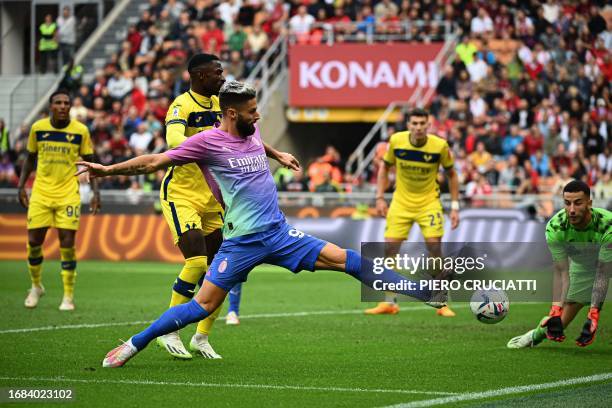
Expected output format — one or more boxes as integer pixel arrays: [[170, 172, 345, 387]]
[[576, 307, 600, 347], [541, 305, 565, 342]]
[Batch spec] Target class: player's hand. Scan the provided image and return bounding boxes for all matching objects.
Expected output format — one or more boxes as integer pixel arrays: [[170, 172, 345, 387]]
[[576, 307, 599, 347], [450, 209, 460, 229], [90, 192, 101, 215], [375, 197, 388, 217], [276, 152, 300, 171], [75, 161, 109, 178], [541, 305, 565, 342], [17, 187, 29, 208]]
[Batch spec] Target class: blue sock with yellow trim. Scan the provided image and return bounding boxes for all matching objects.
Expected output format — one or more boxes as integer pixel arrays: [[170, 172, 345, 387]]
[[60, 247, 77, 298], [27, 244, 43, 287], [131, 300, 210, 350]]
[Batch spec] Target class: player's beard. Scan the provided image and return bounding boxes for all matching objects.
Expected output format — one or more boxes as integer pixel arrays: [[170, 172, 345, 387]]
[[236, 114, 255, 137]]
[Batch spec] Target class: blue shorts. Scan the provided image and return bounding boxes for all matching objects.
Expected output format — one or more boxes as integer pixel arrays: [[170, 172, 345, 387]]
[[205, 222, 328, 291]]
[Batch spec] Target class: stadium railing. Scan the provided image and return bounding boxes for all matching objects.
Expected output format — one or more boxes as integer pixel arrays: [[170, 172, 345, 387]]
[[287, 20, 455, 45], [2, 189, 605, 212], [343, 24, 458, 179], [246, 33, 288, 115]]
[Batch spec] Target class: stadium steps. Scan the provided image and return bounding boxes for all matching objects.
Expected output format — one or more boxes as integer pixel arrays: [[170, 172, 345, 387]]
[[0, 75, 57, 130], [4, 1, 145, 131], [259, 74, 296, 168], [80, 0, 148, 83]]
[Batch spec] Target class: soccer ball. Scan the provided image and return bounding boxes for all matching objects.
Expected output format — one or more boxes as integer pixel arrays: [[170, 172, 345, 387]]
[[470, 290, 509, 324]]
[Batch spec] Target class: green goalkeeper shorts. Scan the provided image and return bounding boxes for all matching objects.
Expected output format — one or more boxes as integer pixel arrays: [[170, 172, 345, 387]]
[[566, 269, 595, 304]]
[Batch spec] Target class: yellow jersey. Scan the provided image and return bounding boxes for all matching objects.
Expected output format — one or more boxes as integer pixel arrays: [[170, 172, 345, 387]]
[[161, 90, 223, 211], [27, 118, 92, 200], [383, 131, 453, 209]]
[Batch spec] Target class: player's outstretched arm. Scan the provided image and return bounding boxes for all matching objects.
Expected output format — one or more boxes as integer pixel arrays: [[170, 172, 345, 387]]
[[446, 167, 460, 229], [263, 143, 300, 171], [576, 261, 610, 347], [375, 162, 391, 217], [541, 259, 570, 342], [76, 153, 172, 178], [81, 154, 101, 215], [17, 152, 37, 208]]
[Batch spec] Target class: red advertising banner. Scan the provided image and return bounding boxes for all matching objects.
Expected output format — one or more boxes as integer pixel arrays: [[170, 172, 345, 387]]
[[289, 43, 444, 107]]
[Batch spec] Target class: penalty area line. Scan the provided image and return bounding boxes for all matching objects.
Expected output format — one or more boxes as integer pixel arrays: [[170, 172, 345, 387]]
[[382, 372, 612, 408], [0, 376, 458, 396], [0, 305, 466, 335]]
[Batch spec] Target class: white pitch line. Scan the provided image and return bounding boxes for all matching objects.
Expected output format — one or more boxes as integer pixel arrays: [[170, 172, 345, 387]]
[[0, 376, 458, 396], [0, 305, 460, 335], [382, 372, 612, 408]]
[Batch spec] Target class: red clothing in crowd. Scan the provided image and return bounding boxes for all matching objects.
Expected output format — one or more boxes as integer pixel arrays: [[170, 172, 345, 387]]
[[523, 132, 543, 156], [132, 88, 147, 116]]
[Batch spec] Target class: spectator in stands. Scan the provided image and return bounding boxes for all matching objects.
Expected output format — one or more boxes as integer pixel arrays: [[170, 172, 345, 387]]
[[483, 159, 500, 186], [465, 171, 493, 207], [247, 24, 269, 56], [0, 119, 9, 156], [39, 14, 58, 73], [290, 5, 315, 38], [499, 154, 521, 191], [523, 126, 544, 156], [593, 172, 610, 199], [57, 6, 77, 68], [227, 23, 247, 52], [59, 58, 83, 93], [0, 154, 16, 187], [470, 8, 493, 36], [469, 91, 487, 121], [226, 50, 245, 81], [455, 36, 478, 67], [469, 141, 492, 171], [511, 100, 534, 129], [128, 123, 153, 156], [436, 66, 457, 100], [516, 160, 539, 194], [374, 0, 398, 21], [531, 149, 552, 177], [583, 122, 605, 156], [502, 125, 523, 158], [107, 70, 134, 101]]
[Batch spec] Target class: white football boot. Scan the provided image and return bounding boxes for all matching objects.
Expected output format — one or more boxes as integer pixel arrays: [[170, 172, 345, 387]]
[[24, 285, 45, 308], [189, 333, 222, 359], [156, 331, 193, 359]]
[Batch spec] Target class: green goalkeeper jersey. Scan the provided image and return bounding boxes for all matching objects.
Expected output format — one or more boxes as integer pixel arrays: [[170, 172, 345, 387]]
[[545, 207, 612, 272]]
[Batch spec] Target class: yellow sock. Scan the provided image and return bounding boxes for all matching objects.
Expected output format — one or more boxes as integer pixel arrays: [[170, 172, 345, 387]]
[[169, 256, 207, 307], [27, 244, 43, 287], [196, 306, 222, 335], [60, 247, 77, 298]]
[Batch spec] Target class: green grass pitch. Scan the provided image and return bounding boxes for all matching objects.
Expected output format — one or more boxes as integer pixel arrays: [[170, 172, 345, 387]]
[[0, 260, 610, 407]]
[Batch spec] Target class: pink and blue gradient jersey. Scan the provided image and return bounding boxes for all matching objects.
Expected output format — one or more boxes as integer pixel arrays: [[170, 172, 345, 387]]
[[164, 124, 285, 239]]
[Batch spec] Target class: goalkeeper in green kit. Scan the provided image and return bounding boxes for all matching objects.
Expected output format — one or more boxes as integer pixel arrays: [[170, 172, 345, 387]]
[[508, 180, 611, 349]]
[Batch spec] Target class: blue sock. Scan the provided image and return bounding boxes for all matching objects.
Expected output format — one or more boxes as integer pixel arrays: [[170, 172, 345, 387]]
[[131, 300, 210, 350], [344, 249, 430, 302], [228, 283, 242, 315]]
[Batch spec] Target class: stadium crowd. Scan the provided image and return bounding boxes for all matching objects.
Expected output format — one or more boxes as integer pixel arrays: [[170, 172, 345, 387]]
[[1, 0, 610, 202]]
